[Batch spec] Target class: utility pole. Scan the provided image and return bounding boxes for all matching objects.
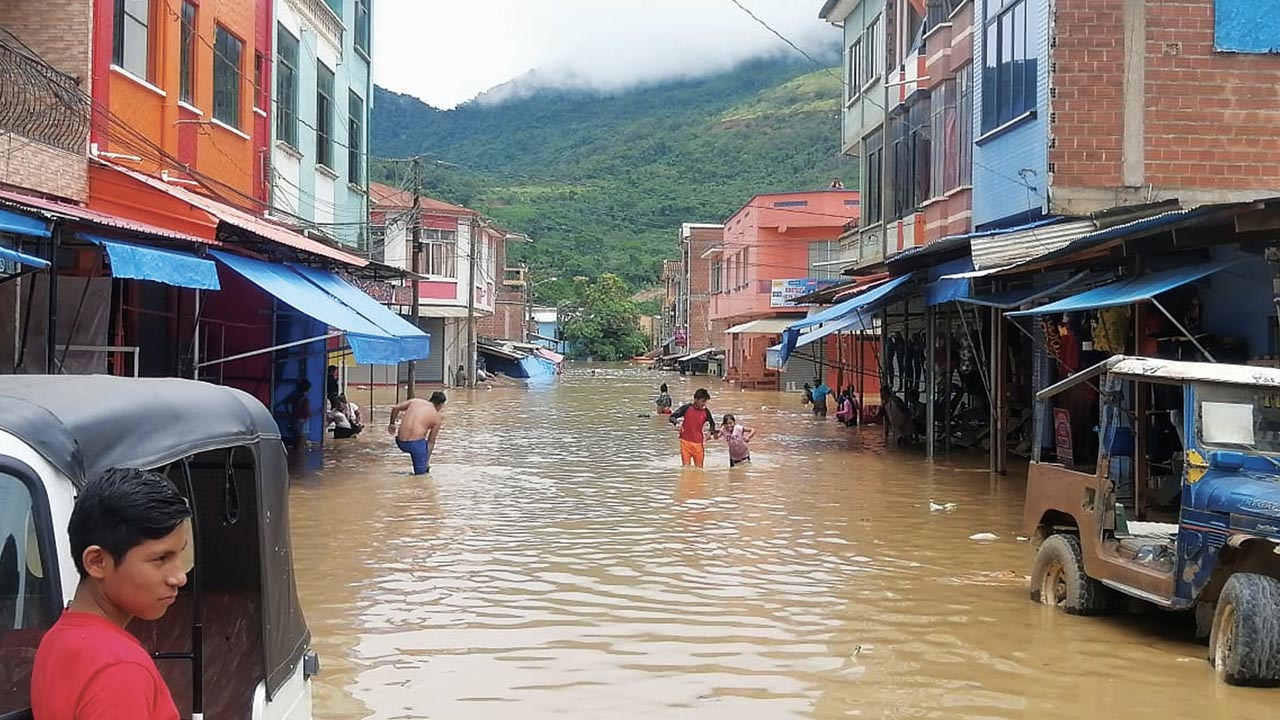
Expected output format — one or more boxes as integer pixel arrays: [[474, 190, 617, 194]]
[[466, 216, 479, 387], [406, 156, 422, 398]]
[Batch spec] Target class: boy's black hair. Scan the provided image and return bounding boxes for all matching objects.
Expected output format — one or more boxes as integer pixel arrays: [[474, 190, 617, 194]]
[[69, 468, 191, 577], [660, 383, 668, 393], [694, 388, 710, 400], [429, 391, 448, 406]]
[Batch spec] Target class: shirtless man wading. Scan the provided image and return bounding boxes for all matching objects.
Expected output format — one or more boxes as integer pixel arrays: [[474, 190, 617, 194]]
[[388, 391, 446, 475]]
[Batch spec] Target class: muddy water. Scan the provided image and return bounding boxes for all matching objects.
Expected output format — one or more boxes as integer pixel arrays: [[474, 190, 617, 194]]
[[290, 367, 1272, 719]]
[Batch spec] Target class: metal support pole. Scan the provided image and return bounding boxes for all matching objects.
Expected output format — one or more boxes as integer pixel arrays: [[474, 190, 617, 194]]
[[1150, 298, 1216, 362], [945, 306, 953, 455], [406, 156, 422, 398], [926, 303, 936, 461], [192, 289, 201, 379], [993, 306, 1008, 475], [466, 217, 479, 387], [45, 225, 60, 373]]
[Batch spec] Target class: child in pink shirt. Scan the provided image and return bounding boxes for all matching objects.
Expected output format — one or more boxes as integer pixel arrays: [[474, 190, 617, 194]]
[[717, 414, 757, 467]]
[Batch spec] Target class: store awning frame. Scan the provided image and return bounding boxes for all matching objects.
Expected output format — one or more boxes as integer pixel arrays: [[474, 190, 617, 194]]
[[778, 273, 914, 366], [289, 264, 430, 363], [724, 317, 802, 335], [0, 206, 51, 238]]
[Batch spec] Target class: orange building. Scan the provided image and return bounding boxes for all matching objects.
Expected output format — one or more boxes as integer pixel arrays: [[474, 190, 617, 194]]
[[708, 190, 860, 390], [90, 0, 270, 204]]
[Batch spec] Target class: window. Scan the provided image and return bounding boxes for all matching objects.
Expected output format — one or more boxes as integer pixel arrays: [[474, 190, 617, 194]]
[[930, 79, 957, 198], [213, 26, 243, 129], [863, 15, 881, 89], [254, 52, 267, 111], [862, 128, 884, 226], [348, 91, 364, 185], [958, 65, 973, 186], [113, 0, 151, 79], [324, 0, 342, 15], [982, 0, 1037, 133], [179, 1, 196, 104], [889, 95, 931, 220], [316, 62, 335, 168], [0, 470, 56, 716], [355, 0, 371, 54], [276, 26, 299, 148], [711, 260, 723, 294], [809, 240, 840, 280], [847, 38, 862, 101], [419, 228, 457, 277]]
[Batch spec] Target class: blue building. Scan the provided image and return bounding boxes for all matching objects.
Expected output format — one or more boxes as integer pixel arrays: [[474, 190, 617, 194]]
[[271, 0, 371, 248]]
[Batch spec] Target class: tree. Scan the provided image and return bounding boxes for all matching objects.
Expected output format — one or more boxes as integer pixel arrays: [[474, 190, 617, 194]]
[[561, 274, 649, 361]]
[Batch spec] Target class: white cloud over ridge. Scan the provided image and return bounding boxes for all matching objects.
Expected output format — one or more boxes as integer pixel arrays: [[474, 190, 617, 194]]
[[374, 0, 839, 108]]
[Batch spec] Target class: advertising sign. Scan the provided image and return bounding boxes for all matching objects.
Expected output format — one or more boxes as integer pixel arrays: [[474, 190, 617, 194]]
[[771, 278, 842, 307]]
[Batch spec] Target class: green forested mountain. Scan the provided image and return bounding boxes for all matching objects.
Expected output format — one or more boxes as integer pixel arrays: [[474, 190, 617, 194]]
[[370, 58, 850, 299]]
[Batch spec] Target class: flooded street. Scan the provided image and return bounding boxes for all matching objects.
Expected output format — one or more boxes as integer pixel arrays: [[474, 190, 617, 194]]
[[290, 366, 1271, 719]]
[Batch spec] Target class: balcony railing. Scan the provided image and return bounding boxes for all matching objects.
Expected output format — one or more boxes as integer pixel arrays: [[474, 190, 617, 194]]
[[0, 28, 90, 156]]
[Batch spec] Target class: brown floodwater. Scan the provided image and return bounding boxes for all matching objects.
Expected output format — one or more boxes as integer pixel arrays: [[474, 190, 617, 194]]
[[289, 366, 1273, 719]]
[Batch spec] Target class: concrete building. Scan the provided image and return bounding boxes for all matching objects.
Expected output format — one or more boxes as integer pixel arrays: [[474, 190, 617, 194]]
[[708, 191, 861, 389], [659, 259, 683, 353], [677, 223, 724, 356], [370, 182, 503, 386], [271, 0, 372, 248]]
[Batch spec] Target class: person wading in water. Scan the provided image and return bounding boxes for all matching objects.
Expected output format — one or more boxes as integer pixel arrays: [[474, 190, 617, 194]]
[[669, 388, 716, 468], [388, 391, 446, 475]]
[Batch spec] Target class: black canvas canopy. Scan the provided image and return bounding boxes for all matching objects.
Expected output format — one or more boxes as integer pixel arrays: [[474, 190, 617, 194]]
[[0, 375, 308, 698]]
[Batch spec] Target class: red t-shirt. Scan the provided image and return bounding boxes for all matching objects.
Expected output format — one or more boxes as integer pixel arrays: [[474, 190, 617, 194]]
[[31, 611, 179, 720], [677, 406, 713, 443]]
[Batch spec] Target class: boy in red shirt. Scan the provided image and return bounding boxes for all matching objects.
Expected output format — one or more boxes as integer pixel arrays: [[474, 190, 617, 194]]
[[31, 467, 193, 720], [669, 387, 716, 467]]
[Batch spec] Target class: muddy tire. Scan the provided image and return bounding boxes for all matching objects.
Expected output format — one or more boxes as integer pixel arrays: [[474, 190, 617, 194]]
[[1029, 534, 1110, 615], [1209, 573, 1280, 687]]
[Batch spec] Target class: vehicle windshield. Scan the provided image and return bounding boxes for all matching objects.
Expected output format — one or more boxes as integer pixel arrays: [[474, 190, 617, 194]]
[[1196, 382, 1280, 455]]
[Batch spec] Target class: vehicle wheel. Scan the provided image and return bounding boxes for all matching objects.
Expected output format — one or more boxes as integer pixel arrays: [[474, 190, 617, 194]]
[[1029, 534, 1110, 615], [1209, 573, 1280, 687]]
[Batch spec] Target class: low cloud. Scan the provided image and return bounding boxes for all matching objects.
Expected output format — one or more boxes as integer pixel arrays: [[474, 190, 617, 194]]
[[374, 0, 839, 108]]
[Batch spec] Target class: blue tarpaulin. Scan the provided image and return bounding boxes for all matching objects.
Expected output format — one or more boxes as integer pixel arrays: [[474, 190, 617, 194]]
[[83, 234, 220, 290], [778, 273, 915, 366], [0, 245, 50, 270], [0, 207, 50, 238], [211, 250, 426, 365], [1007, 260, 1237, 317], [289, 264, 430, 362], [925, 258, 973, 307]]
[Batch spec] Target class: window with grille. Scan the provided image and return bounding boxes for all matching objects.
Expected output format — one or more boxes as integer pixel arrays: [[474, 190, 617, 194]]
[[808, 240, 840, 280]]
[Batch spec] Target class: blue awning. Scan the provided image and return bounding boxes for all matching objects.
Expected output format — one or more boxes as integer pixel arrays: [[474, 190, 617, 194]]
[[1007, 260, 1236, 317], [83, 234, 220, 290], [0, 207, 51, 238], [289, 264, 430, 363], [779, 273, 914, 366], [211, 250, 426, 365], [0, 245, 50, 270]]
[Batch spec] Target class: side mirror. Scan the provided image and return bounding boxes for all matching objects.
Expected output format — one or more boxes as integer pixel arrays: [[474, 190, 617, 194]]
[[1208, 450, 1247, 471]]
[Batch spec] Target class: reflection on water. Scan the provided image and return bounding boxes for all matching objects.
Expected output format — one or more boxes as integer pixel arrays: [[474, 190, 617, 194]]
[[290, 367, 1272, 719]]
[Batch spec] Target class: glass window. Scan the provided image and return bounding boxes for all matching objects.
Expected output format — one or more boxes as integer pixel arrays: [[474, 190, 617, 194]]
[[862, 128, 883, 226], [958, 65, 973, 186], [0, 471, 56, 716], [275, 26, 299, 148], [420, 229, 458, 277], [113, 0, 151, 79], [355, 0, 371, 54], [711, 260, 723, 294], [847, 39, 862, 101], [348, 91, 364, 185], [982, 0, 1038, 133], [1199, 384, 1280, 454], [213, 26, 244, 129], [316, 63, 335, 168], [179, 2, 196, 104], [863, 15, 881, 89], [808, 240, 840, 280]]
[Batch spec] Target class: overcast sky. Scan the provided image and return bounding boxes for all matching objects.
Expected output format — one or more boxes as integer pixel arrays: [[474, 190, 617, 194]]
[[372, 0, 839, 108]]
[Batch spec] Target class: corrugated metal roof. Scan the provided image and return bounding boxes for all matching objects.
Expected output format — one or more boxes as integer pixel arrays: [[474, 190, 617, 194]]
[[970, 219, 1096, 270], [0, 188, 214, 246]]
